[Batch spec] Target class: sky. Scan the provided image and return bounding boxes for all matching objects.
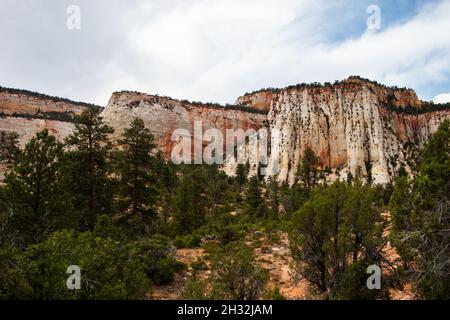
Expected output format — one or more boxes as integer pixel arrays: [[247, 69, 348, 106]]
[[0, 0, 450, 106]]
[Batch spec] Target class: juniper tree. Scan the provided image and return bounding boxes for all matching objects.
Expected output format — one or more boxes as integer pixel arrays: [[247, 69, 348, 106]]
[[289, 182, 387, 299], [390, 120, 450, 299]]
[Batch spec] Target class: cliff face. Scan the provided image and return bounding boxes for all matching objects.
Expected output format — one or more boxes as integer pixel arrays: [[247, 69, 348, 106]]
[[0, 88, 99, 147], [1, 78, 449, 185], [101, 91, 267, 161], [237, 77, 450, 185]]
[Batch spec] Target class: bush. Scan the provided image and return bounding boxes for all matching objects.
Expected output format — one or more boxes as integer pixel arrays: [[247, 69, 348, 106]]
[[174, 233, 201, 249], [0, 230, 150, 299], [137, 236, 185, 285], [182, 279, 209, 300], [218, 225, 243, 245], [264, 287, 287, 300], [210, 242, 269, 300], [190, 257, 208, 272], [335, 260, 390, 300]]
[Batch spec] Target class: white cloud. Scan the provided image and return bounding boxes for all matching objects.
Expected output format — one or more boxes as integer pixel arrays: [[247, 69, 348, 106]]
[[1, 0, 450, 105], [114, 0, 450, 104], [433, 92, 450, 103]]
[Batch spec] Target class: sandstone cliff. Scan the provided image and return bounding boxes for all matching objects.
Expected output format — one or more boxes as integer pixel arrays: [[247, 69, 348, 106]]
[[1, 77, 449, 185], [101, 91, 267, 161], [0, 87, 100, 147], [237, 77, 450, 185]]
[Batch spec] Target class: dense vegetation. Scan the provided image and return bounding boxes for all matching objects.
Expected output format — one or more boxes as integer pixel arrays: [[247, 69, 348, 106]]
[[0, 109, 448, 300]]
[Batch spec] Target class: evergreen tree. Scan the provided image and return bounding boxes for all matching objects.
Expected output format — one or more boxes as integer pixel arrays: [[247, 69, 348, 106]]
[[346, 171, 354, 184], [152, 151, 178, 225], [172, 167, 207, 234], [390, 120, 450, 299], [0, 131, 19, 164], [204, 164, 230, 216], [0, 230, 150, 299], [115, 118, 157, 236], [289, 182, 387, 298], [65, 108, 114, 231], [244, 176, 266, 217], [235, 163, 247, 188], [4, 130, 75, 246], [210, 243, 269, 300], [266, 176, 280, 216], [297, 147, 321, 188]]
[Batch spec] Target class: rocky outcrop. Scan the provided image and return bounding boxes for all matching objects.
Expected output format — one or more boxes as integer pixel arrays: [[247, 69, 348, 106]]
[[101, 91, 267, 160], [1, 77, 449, 185], [0, 87, 100, 147], [237, 77, 450, 185]]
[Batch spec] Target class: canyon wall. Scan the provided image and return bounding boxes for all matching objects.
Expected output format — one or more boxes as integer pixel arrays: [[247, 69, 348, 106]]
[[0, 88, 99, 147], [237, 77, 450, 184], [101, 91, 267, 165], [1, 77, 450, 185]]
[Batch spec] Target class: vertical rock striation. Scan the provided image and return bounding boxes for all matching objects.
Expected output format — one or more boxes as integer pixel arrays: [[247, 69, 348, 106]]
[[236, 77, 450, 185]]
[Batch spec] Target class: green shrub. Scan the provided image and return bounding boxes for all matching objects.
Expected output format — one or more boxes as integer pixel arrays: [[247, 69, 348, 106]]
[[264, 287, 287, 300], [181, 279, 209, 300], [137, 236, 186, 285], [0, 230, 150, 299], [174, 233, 201, 249]]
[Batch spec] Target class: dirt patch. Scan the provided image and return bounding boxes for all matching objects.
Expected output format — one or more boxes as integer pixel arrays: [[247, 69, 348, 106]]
[[151, 248, 206, 300], [253, 232, 312, 299]]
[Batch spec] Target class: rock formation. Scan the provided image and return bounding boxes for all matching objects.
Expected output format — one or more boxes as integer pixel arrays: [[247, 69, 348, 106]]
[[101, 91, 267, 161], [237, 76, 450, 184], [0, 87, 100, 147], [1, 77, 450, 185]]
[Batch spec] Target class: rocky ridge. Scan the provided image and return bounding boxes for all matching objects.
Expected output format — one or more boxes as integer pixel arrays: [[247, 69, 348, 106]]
[[237, 77, 450, 184], [1, 77, 450, 185]]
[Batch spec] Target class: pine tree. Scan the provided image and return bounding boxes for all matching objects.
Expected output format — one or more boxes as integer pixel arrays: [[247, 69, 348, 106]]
[[4, 130, 75, 246], [0, 131, 19, 164], [235, 164, 247, 188], [244, 176, 266, 217], [65, 108, 114, 231], [172, 167, 207, 234], [153, 151, 178, 224], [266, 176, 280, 215], [204, 164, 230, 216], [297, 147, 320, 188], [115, 118, 157, 236]]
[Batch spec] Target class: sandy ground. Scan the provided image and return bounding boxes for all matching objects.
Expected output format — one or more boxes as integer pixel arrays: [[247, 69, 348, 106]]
[[151, 234, 313, 300], [151, 217, 415, 300]]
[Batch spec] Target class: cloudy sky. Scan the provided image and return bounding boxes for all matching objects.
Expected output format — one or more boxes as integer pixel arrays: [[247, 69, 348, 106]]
[[1, 0, 450, 106]]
